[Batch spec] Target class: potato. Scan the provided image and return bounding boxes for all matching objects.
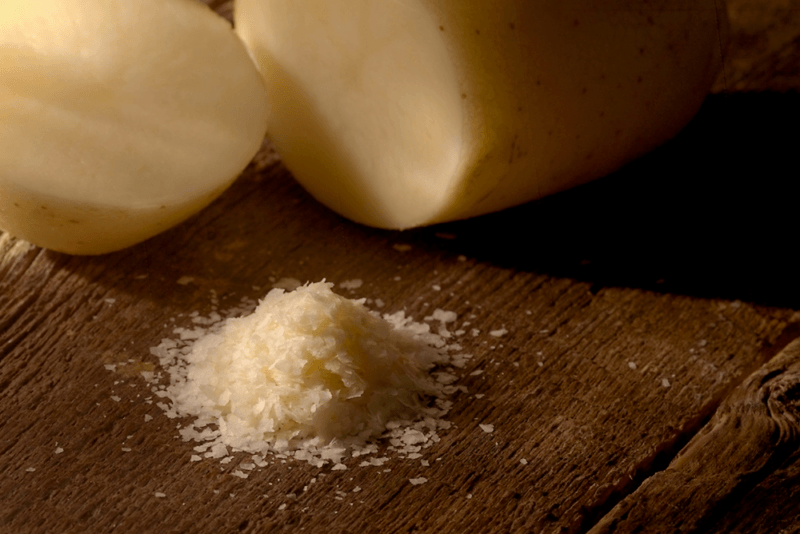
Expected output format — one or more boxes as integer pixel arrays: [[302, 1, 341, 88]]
[[0, 0, 269, 254], [235, 0, 727, 228]]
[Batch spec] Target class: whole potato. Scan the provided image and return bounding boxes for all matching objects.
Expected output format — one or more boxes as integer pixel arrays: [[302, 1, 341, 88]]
[[235, 0, 727, 228]]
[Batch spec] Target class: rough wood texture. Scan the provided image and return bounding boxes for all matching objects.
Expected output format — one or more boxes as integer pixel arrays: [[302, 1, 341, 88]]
[[2, 1, 799, 533], [589, 336, 800, 534]]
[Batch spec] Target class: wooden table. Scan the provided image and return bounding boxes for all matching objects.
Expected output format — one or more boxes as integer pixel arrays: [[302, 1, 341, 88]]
[[2, 1, 799, 532]]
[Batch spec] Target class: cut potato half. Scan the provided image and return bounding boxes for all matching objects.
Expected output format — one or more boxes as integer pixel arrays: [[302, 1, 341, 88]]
[[0, 0, 269, 254], [235, 0, 726, 228]]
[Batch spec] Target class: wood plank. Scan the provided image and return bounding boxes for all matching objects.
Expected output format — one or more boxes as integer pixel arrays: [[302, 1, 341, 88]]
[[1, 131, 796, 532], [720, 0, 800, 92], [709, 448, 800, 534], [1, 2, 799, 533], [589, 336, 800, 533]]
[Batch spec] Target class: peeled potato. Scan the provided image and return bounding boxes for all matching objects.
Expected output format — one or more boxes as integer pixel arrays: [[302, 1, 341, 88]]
[[235, 0, 727, 228], [0, 0, 269, 254]]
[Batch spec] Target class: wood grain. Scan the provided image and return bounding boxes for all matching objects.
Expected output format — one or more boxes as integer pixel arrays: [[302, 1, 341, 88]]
[[589, 337, 800, 534], [1, 1, 799, 533], [718, 0, 800, 91]]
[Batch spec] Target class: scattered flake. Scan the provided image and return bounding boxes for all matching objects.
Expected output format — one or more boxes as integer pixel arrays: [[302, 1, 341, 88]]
[[177, 276, 194, 285], [489, 328, 508, 337], [110, 396, 121, 402], [469, 370, 484, 376], [474, 394, 485, 399], [144, 414, 153, 422], [278, 504, 287, 511], [401, 429, 427, 446], [104, 298, 116, 304], [352, 486, 362, 493], [272, 277, 301, 291], [134, 274, 149, 280], [432, 285, 441, 291], [628, 361, 638, 370], [26, 467, 36, 473], [434, 372, 458, 385], [451, 353, 472, 368], [339, 279, 363, 290], [409, 477, 428, 486], [232, 470, 249, 479], [190, 455, 202, 462], [425, 309, 458, 324], [122, 447, 132, 452], [471, 329, 480, 337], [154, 492, 166, 498], [698, 339, 708, 347], [54, 447, 64, 454], [359, 457, 390, 467], [661, 378, 671, 388], [104, 364, 117, 372], [520, 459, 528, 465], [479, 424, 494, 434], [374, 299, 385, 308], [173, 327, 207, 341], [146, 281, 472, 474], [207, 443, 228, 459], [393, 244, 412, 252], [466, 493, 473, 499]]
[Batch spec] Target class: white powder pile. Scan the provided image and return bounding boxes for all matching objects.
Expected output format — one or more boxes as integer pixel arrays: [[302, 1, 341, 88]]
[[149, 282, 470, 469]]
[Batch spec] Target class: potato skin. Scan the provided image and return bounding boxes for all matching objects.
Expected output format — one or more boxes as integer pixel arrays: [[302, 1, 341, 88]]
[[236, 0, 726, 228], [0, 0, 269, 254], [428, 0, 727, 224]]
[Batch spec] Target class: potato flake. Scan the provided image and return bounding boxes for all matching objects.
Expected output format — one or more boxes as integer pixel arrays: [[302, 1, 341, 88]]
[[146, 282, 471, 471]]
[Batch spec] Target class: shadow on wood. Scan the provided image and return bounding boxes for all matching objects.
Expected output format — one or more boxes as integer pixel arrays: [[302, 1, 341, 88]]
[[432, 91, 800, 309]]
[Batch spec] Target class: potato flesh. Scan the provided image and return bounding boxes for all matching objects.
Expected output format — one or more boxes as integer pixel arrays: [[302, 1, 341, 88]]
[[0, 0, 269, 254], [235, 0, 724, 228], [235, 0, 463, 228]]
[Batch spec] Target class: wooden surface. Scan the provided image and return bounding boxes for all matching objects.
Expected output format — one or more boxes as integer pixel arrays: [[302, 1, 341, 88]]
[[2, 1, 799, 533]]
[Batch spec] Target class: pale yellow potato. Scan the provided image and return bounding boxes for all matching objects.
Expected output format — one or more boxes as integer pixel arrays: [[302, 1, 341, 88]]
[[0, 0, 269, 254], [235, 0, 727, 229]]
